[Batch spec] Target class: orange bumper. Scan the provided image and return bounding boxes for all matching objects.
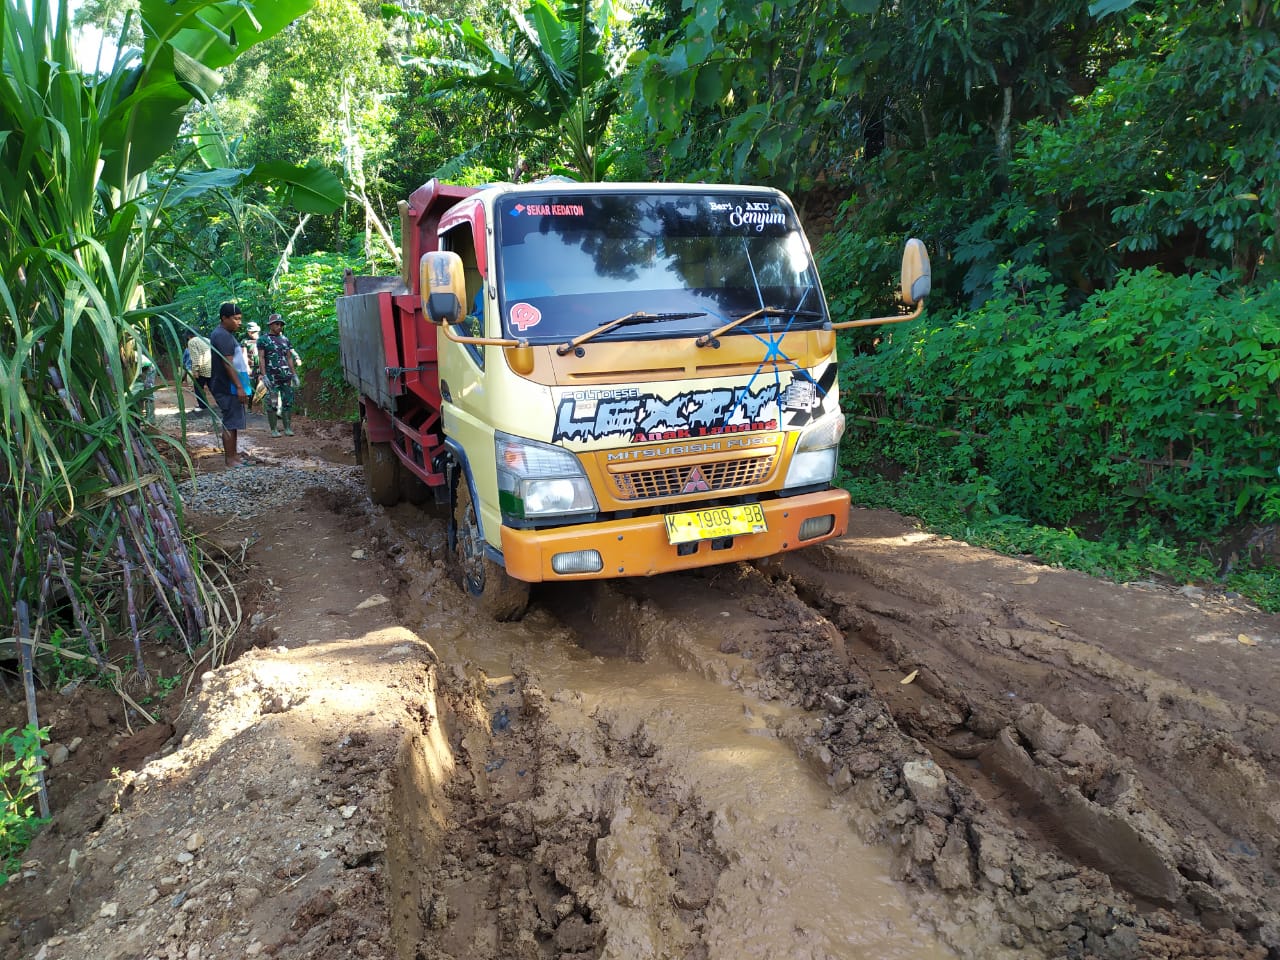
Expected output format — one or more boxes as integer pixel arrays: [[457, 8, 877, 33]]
[[500, 488, 851, 582]]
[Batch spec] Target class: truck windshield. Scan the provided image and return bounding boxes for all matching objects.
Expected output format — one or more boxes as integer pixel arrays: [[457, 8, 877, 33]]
[[494, 191, 826, 343]]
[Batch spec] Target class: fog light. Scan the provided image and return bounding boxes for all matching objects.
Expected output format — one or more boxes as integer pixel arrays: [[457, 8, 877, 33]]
[[551, 549, 604, 574], [798, 515, 835, 541]]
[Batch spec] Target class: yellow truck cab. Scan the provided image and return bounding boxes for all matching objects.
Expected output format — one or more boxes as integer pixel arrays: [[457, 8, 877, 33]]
[[338, 179, 929, 620]]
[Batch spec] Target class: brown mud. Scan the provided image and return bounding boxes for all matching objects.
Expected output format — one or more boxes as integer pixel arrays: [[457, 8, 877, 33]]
[[2, 390, 1278, 960]]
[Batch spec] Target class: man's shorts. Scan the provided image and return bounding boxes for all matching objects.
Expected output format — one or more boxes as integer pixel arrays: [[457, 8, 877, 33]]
[[214, 391, 247, 431]]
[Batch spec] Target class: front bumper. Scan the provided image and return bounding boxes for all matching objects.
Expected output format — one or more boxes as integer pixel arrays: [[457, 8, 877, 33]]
[[500, 488, 851, 582]]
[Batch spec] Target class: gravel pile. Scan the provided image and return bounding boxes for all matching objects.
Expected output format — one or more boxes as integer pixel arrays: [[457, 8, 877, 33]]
[[178, 462, 363, 518], [154, 408, 213, 432]]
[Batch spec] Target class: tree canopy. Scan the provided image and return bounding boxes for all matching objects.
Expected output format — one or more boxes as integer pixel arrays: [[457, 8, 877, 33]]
[[58, 0, 1280, 292]]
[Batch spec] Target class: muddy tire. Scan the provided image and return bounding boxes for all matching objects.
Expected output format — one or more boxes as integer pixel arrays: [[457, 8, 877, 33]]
[[362, 431, 400, 507], [399, 467, 433, 507], [450, 480, 530, 622], [753, 554, 787, 579]]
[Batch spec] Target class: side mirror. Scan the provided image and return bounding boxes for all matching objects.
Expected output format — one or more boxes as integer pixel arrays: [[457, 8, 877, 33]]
[[901, 238, 931, 305], [504, 343, 535, 376], [421, 251, 466, 325], [423, 250, 529, 350], [830, 238, 932, 330]]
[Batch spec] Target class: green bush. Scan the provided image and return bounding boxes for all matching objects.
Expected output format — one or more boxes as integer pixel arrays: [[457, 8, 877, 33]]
[[165, 275, 271, 336], [840, 266, 1280, 543], [270, 252, 363, 417], [1, 725, 49, 881]]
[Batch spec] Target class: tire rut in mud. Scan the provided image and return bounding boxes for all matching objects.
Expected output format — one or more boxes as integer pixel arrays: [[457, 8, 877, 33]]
[[603, 548, 1277, 960], [586, 560, 1269, 957], [385, 660, 723, 960]]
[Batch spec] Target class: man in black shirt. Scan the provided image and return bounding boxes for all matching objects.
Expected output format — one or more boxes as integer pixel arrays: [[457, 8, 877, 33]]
[[210, 302, 250, 467]]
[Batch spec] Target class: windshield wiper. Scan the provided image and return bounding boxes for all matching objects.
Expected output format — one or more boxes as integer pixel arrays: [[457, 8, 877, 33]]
[[557, 310, 707, 356], [695, 306, 826, 348]]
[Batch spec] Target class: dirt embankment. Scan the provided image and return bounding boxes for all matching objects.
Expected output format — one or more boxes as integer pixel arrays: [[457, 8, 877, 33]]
[[2, 400, 1279, 960]]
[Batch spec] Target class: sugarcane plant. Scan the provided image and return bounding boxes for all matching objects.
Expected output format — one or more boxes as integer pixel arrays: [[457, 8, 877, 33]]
[[0, 2, 337, 727]]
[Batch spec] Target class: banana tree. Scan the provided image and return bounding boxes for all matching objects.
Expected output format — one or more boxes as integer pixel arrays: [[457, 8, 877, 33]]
[[0, 1, 337, 703], [420, 0, 622, 181]]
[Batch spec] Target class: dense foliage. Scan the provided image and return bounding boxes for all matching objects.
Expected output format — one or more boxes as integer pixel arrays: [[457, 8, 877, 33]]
[[416, 0, 626, 180], [800, 1, 1280, 579], [170, 252, 360, 416], [841, 267, 1280, 540]]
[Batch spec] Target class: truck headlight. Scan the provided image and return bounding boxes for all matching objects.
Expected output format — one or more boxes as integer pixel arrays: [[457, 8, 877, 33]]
[[783, 413, 845, 488], [496, 431, 598, 520]]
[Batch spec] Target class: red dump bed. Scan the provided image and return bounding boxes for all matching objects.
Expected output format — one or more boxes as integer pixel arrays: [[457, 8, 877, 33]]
[[336, 180, 478, 487]]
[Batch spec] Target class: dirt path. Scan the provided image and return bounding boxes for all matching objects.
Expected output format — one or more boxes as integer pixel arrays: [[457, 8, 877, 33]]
[[2, 397, 1278, 960]]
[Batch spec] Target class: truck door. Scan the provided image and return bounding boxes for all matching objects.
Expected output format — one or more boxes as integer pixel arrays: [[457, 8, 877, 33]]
[[437, 211, 500, 542]]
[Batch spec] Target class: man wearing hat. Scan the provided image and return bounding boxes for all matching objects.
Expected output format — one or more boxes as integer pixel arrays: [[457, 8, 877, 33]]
[[242, 320, 262, 409], [257, 313, 301, 437]]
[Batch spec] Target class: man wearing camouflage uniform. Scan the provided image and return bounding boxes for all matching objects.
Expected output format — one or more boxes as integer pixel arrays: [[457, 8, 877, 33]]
[[242, 320, 262, 409], [257, 313, 300, 437]]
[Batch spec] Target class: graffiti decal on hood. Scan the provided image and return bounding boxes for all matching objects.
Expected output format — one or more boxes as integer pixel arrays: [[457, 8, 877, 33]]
[[553, 382, 781, 444]]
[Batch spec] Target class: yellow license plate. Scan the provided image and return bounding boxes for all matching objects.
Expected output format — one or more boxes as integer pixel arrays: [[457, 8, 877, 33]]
[[664, 503, 767, 545]]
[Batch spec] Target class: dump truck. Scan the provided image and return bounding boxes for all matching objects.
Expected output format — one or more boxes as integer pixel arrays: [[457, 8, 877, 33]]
[[337, 179, 930, 620]]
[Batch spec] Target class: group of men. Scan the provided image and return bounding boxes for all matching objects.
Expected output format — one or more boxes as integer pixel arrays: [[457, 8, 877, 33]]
[[185, 301, 301, 468]]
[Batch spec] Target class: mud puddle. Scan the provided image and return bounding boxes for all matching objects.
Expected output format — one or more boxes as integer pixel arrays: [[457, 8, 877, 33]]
[[383, 521, 969, 959], [373, 501, 1279, 960]]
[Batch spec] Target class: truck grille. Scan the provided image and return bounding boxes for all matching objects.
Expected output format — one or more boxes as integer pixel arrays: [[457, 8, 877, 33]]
[[610, 455, 776, 501]]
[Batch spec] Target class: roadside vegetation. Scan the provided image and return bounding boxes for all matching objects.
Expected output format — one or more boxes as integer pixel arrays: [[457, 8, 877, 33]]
[[2, 0, 1277, 864], [0, 725, 48, 882], [836, 266, 1280, 611]]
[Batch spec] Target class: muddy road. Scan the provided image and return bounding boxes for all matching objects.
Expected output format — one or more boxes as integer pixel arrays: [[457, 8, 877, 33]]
[[384, 496, 1280, 960], [3, 402, 1278, 960]]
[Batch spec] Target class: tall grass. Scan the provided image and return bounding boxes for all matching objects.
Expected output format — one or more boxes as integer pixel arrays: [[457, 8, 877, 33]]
[[2, 0, 325, 777], [0, 5, 213, 731], [0, 2, 220, 682], [1, 0, 330, 870], [3, 0, 334, 655]]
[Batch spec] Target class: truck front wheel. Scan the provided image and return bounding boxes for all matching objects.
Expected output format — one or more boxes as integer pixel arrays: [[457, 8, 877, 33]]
[[451, 480, 530, 622], [362, 429, 400, 507]]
